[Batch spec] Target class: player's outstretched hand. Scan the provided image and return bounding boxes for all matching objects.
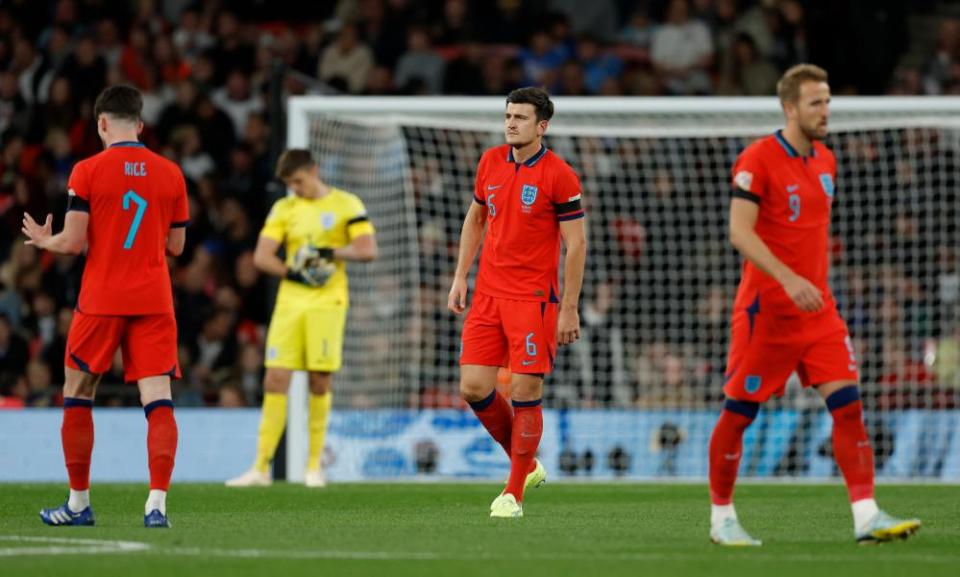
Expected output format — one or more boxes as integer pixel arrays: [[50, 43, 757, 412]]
[[781, 273, 824, 312], [447, 277, 468, 314], [22, 213, 53, 249], [557, 306, 580, 346]]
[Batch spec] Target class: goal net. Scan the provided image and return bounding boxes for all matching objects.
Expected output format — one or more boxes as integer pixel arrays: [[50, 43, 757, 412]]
[[286, 96, 960, 481]]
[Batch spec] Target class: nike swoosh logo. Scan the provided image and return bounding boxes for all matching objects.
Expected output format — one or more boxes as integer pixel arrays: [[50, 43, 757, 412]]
[[724, 453, 740, 460], [521, 360, 536, 366], [848, 364, 858, 371], [520, 432, 539, 438], [487, 184, 503, 190], [787, 184, 800, 192]]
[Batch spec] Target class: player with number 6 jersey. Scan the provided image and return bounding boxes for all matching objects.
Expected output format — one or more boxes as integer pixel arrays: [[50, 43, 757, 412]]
[[449, 87, 587, 519], [23, 85, 187, 529]]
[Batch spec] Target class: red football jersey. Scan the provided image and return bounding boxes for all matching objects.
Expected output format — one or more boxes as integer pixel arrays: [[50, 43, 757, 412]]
[[731, 130, 838, 315], [473, 144, 583, 302], [68, 141, 189, 315]]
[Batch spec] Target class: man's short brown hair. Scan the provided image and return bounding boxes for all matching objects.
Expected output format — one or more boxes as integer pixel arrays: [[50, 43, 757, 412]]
[[506, 87, 554, 122], [94, 85, 143, 122], [777, 64, 829, 105], [275, 149, 316, 179]]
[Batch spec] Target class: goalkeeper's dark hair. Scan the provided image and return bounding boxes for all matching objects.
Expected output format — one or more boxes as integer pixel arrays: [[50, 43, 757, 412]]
[[275, 149, 316, 179], [94, 85, 143, 123], [506, 87, 554, 122]]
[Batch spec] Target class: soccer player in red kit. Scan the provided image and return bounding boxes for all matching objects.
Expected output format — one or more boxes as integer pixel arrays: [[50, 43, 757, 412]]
[[448, 87, 587, 518], [23, 85, 188, 529], [708, 65, 920, 545]]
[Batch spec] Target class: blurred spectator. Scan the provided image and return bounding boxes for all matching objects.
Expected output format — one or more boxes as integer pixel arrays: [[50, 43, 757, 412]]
[[719, 33, 778, 95], [924, 18, 960, 94], [518, 30, 567, 87], [433, 0, 474, 46], [0, 70, 28, 135], [651, 0, 714, 94], [549, 0, 619, 43], [619, 7, 655, 60], [395, 26, 445, 94], [319, 22, 373, 94], [212, 70, 264, 137], [0, 313, 28, 392], [576, 35, 623, 94], [218, 384, 246, 408], [443, 41, 485, 95], [556, 60, 588, 96], [25, 359, 55, 407], [170, 124, 215, 182]]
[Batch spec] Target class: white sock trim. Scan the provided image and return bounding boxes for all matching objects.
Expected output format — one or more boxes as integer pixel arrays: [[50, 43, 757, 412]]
[[851, 498, 879, 533], [68, 489, 89, 511], [711, 503, 737, 527], [146, 489, 167, 515]]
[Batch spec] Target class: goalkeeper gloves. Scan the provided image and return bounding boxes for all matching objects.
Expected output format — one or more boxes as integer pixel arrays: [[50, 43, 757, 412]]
[[286, 245, 336, 288]]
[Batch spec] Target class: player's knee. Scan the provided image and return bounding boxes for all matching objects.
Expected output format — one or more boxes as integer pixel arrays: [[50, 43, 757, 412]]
[[510, 375, 543, 402], [264, 369, 292, 393], [64, 368, 99, 399], [308, 372, 332, 395], [459, 380, 494, 404]]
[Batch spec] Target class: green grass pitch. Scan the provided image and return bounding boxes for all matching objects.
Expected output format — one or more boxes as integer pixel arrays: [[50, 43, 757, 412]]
[[1, 483, 957, 577]]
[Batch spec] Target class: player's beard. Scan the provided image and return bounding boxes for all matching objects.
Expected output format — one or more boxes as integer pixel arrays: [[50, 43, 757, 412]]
[[803, 118, 828, 141]]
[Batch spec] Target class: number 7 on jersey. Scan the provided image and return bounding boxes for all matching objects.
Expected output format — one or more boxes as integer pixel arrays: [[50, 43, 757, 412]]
[[122, 190, 148, 249]]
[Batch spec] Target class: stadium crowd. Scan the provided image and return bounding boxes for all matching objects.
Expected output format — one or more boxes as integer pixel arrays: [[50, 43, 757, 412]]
[[0, 0, 958, 408]]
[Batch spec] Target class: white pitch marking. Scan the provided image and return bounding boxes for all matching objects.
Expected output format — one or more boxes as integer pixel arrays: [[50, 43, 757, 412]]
[[2, 536, 957, 565], [0, 536, 149, 557]]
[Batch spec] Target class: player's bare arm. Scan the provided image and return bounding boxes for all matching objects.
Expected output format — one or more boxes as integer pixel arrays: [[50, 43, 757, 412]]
[[557, 217, 586, 345], [252, 235, 289, 277], [447, 200, 487, 314], [22, 211, 88, 255], [166, 227, 186, 257], [332, 233, 377, 262], [729, 197, 823, 312]]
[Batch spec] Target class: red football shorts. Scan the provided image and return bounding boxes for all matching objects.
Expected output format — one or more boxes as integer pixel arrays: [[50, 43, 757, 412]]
[[65, 310, 181, 383], [460, 293, 558, 374], [723, 305, 858, 402]]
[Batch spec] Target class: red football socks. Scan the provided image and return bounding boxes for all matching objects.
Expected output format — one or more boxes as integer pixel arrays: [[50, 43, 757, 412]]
[[468, 389, 513, 457], [504, 400, 542, 502], [145, 400, 178, 491], [708, 399, 759, 505], [62, 398, 95, 491], [826, 387, 875, 502]]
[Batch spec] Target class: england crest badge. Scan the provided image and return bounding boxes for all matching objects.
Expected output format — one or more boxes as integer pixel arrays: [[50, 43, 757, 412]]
[[819, 174, 835, 198], [521, 184, 538, 206]]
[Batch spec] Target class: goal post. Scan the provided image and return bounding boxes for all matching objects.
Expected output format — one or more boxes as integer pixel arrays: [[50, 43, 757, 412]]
[[284, 95, 960, 482]]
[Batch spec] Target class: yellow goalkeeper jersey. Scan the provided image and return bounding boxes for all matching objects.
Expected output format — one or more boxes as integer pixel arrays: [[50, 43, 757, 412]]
[[260, 187, 375, 308]]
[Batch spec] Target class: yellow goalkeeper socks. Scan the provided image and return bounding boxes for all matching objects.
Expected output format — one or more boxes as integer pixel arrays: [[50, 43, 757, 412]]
[[254, 393, 288, 474], [307, 392, 333, 471]]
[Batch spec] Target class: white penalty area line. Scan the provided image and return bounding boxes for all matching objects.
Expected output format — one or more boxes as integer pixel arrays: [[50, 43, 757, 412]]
[[1, 536, 957, 564]]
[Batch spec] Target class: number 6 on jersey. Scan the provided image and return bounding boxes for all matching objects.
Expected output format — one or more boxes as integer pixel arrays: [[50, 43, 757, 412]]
[[122, 190, 148, 249]]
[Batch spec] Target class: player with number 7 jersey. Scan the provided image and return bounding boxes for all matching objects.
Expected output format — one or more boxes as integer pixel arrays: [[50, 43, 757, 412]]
[[62, 132, 189, 383], [23, 85, 187, 529], [69, 142, 189, 317]]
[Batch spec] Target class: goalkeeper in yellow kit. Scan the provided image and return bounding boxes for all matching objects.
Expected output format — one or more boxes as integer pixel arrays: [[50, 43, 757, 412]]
[[226, 149, 377, 488]]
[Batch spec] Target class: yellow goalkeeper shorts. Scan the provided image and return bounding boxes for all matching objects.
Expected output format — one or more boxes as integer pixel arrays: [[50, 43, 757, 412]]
[[264, 304, 347, 372]]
